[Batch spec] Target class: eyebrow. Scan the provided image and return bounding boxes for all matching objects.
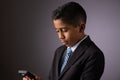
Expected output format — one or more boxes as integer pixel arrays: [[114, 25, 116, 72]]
[[55, 26, 69, 30]]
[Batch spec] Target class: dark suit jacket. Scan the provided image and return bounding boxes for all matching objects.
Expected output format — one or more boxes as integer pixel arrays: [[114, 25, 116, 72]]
[[49, 36, 105, 80]]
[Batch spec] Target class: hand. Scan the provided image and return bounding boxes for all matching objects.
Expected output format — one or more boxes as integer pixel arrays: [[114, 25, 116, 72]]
[[23, 75, 42, 80], [23, 76, 31, 80]]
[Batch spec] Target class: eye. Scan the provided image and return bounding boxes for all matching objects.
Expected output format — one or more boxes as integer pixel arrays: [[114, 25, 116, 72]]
[[62, 29, 68, 32]]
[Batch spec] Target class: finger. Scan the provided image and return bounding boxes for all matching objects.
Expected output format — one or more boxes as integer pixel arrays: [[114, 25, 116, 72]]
[[23, 77, 28, 80], [23, 76, 31, 80], [35, 76, 42, 80]]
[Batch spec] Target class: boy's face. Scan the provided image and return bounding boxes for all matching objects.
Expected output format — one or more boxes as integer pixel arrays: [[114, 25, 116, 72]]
[[53, 19, 84, 47]]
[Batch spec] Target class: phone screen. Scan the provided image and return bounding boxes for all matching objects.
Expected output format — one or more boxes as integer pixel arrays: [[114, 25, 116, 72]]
[[18, 70, 36, 80]]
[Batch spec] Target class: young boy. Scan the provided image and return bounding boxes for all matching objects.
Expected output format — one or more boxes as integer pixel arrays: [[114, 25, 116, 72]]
[[23, 1, 105, 80]]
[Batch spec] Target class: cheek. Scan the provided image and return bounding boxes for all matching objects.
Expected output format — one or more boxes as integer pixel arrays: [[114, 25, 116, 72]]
[[64, 33, 71, 39], [69, 33, 79, 42], [65, 33, 75, 42]]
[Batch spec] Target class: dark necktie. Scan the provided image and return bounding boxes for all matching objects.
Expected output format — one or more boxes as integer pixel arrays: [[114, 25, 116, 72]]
[[60, 48, 72, 73]]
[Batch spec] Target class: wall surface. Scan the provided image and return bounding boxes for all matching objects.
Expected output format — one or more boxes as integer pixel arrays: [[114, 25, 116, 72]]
[[1, 0, 120, 80]]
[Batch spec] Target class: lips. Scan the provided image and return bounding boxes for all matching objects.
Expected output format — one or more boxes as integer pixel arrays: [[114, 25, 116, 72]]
[[61, 40, 67, 44]]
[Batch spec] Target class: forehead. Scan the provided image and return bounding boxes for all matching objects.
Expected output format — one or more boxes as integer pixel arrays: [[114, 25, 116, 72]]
[[53, 19, 71, 29]]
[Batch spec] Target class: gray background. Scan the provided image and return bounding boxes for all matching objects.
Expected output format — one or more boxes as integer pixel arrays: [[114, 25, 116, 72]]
[[1, 0, 120, 80]]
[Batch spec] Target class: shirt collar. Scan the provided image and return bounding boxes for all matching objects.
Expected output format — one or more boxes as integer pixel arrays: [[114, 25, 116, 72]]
[[68, 35, 88, 52]]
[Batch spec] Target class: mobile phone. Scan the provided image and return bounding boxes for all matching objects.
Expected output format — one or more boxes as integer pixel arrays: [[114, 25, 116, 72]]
[[18, 70, 36, 80]]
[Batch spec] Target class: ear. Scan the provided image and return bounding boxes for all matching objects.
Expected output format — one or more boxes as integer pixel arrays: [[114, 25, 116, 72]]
[[79, 24, 85, 32]]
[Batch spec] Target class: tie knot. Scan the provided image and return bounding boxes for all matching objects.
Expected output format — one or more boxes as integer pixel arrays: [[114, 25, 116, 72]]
[[67, 48, 72, 56]]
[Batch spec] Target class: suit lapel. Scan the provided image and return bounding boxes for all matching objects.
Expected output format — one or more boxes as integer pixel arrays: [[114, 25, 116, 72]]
[[59, 36, 91, 79], [55, 46, 67, 79]]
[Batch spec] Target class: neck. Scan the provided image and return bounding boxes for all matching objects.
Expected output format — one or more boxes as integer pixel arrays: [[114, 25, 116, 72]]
[[79, 33, 85, 40], [69, 34, 85, 47]]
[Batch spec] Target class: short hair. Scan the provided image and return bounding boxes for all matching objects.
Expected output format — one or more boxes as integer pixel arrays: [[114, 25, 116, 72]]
[[52, 1, 87, 26]]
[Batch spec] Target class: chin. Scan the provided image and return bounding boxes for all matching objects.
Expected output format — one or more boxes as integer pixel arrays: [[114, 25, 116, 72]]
[[62, 43, 69, 47], [62, 42, 73, 47], [64, 44, 72, 47]]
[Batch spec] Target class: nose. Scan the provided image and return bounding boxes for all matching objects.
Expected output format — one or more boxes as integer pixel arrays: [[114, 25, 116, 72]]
[[58, 32, 65, 39]]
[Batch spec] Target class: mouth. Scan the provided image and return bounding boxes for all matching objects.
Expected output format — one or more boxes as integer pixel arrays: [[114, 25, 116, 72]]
[[61, 40, 68, 45]]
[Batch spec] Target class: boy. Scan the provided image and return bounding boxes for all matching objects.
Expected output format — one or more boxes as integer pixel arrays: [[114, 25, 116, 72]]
[[23, 1, 105, 80]]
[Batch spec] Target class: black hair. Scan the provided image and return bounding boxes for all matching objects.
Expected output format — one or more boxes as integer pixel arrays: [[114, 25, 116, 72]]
[[52, 1, 87, 26]]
